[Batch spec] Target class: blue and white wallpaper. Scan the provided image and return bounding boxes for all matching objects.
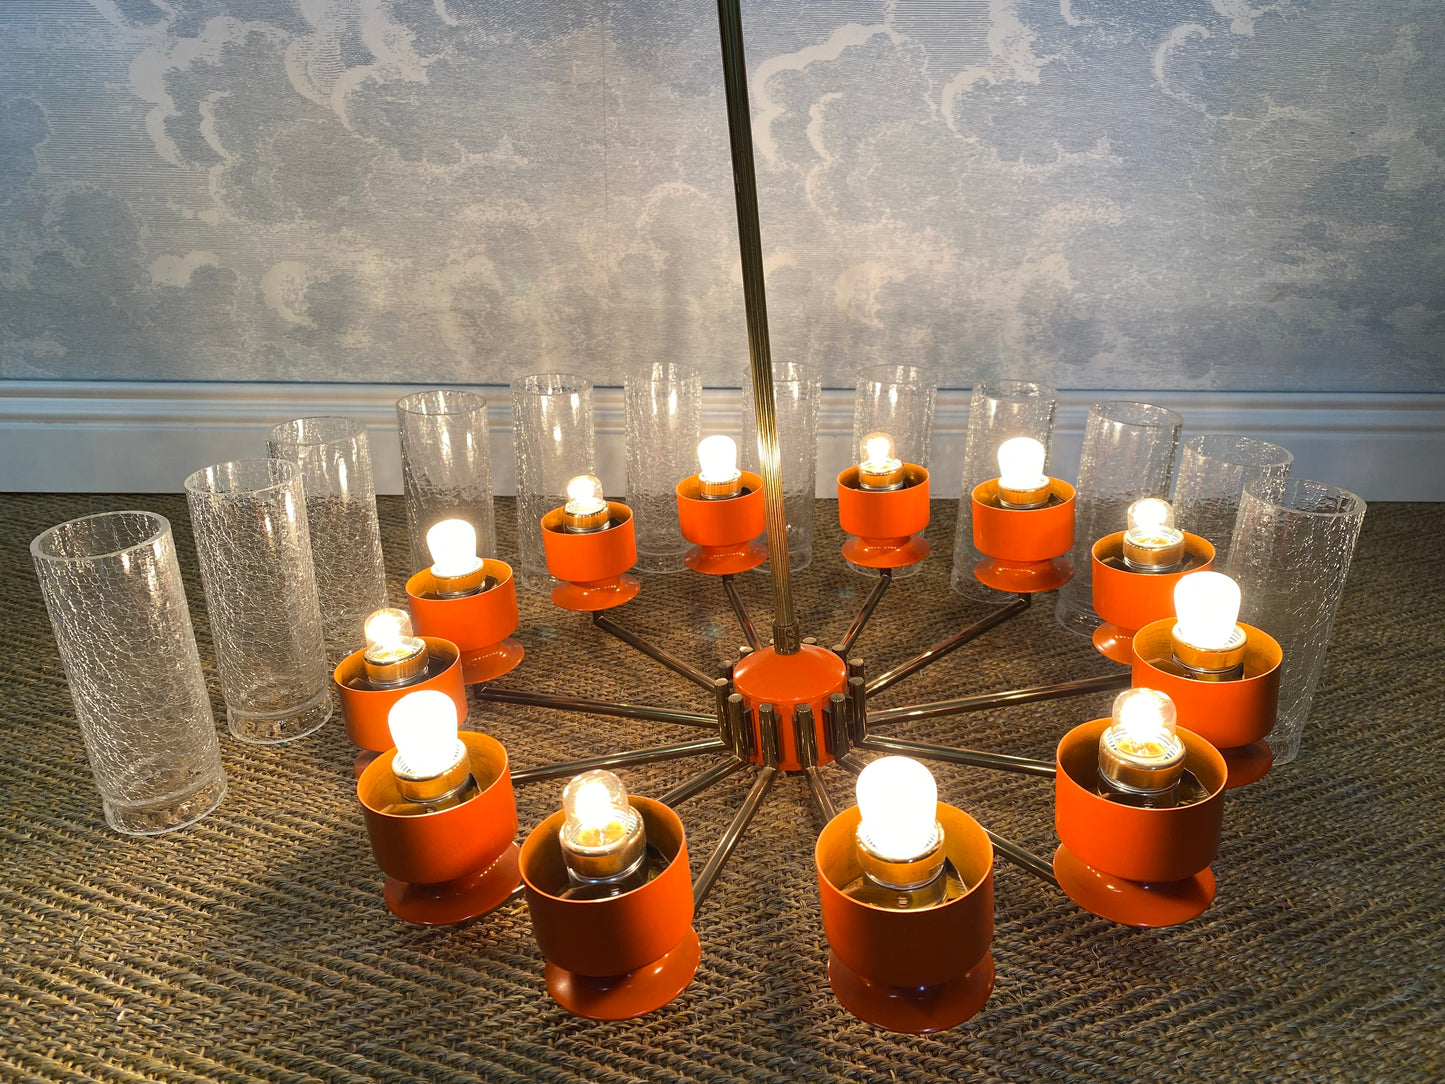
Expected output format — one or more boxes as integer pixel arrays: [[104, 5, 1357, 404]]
[[1, 1, 1441, 389]]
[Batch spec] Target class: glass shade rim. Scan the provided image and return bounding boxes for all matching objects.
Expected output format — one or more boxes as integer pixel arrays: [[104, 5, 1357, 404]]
[[511, 372, 593, 397], [854, 363, 935, 389], [1241, 476, 1366, 518], [184, 457, 301, 499], [1183, 433, 1294, 469], [396, 389, 488, 417], [266, 415, 367, 447], [31, 509, 173, 563], [1091, 399, 1184, 428], [625, 362, 702, 387], [970, 379, 1059, 403]]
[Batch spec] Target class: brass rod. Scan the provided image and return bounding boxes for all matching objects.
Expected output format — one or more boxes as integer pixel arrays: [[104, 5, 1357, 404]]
[[803, 766, 838, 823], [834, 752, 870, 774], [592, 611, 715, 691], [856, 735, 1055, 778], [692, 765, 777, 908], [721, 575, 763, 652], [866, 672, 1132, 725], [715, 0, 798, 654], [510, 738, 728, 785], [984, 829, 1059, 887], [474, 687, 717, 728], [839, 569, 892, 655], [658, 757, 749, 809], [866, 594, 1031, 697]]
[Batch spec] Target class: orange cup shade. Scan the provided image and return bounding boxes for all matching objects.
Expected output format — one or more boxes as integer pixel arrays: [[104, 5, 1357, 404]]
[[817, 804, 995, 1033], [541, 502, 641, 611], [1131, 618, 1282, 788], [731, 644, 848, 770], [676, 472, 769, 575], [406, 561, 525, 685], [970, 479, 1076, 593], [521, 797, 698, 1020], [837, 465, 931, 569], [333, 637, 467, 754], [358, 731, 521, 925], [1090, 532, 1215, 664], [1054, 718, 1227, 927]]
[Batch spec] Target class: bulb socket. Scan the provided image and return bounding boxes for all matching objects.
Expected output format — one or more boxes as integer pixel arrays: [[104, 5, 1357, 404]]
[[1097, 731, 1185, 795], [562, 506, 612, 534], [996, 480, 1052, 509], [698, 473, 744, 500], [1122, 533, 1186, 573], [858, 463, 906, 491], [431, 562, 488, 599], [392, 741, 474, 804], [560, 813, 647, 884], [362, 641, 428, 687], [1170, 625, 1248, 682], [855, 825, 946, 890]]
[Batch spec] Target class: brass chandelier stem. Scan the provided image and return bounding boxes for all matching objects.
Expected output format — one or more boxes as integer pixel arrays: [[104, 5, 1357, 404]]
[[716, 0, 799, 654]]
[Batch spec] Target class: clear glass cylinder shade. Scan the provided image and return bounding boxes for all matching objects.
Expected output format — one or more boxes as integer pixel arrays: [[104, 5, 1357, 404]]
[[625, 363, 702, 573], [397, 390, 497, 574], [849, 365, 937, 580], [949, 381, 1059, 602], [511, 373, 596, 590], [1226, 478, 1366, 765], [265, 416, 388, 657], [742, 362, 821, 571], [1055, 400, 1183, 635], [1172, 434, 1293, 569], [184, 459, 333, 744], [31, 512, 227, 835]]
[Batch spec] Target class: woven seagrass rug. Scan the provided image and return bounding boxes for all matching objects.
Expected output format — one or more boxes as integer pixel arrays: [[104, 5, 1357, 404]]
[[2, 493, 1442, 1083]]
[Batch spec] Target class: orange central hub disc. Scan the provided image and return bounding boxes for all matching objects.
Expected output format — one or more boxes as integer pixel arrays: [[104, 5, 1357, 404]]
[[731, 644, 849, 771]]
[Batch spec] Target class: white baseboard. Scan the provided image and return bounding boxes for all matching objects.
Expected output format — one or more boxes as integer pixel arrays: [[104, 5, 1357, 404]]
[[1, 380, 1441, 501]]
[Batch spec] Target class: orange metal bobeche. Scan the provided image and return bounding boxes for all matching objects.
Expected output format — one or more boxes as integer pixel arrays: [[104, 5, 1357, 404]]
[[675, 471, 768, 575], [731, 644, 849, 771], [1054, 717, 1227, 927], [816, 804, 995, 1033], [541, 501, 642, 611], [405, 560, 524, 685], [521, 796, 699, 1020], [970, 478, 1076, 593], [358, 731, 521, 926], [1131, 618, 1283, 788], [836, 465, 932, 569], [1090, 532, 1214, 664], [333, 637, 467, 766]]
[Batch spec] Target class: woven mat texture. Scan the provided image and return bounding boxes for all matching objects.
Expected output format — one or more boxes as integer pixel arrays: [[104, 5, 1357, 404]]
[[1, 493, 1442, 1084]]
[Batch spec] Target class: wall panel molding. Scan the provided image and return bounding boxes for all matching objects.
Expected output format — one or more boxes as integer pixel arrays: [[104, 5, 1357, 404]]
[[2, 381, 1441, 500]]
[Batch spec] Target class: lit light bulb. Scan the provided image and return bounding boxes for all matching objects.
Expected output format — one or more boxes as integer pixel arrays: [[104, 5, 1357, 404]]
[[1122, 498, 1186, 571], [697, 435, 741, 485], [361, 607, 427, 686], [426, 518, 483, 579], [1173, 572, 1243, 651], [855, 756, 941, 862], [557, 769, 648, 896], [997, 437, 1047, 492], [1097, 688, 1186, 804], [860, 432, 899, 473], [1125, 498, 1179, 544], [388, 689, 465, 780], [564, 474, 608, 517], [561, 769, 639, 851], [364, 608, 423, 664], [857, 431, 904, 491], [1107, 688, 1180, 762]]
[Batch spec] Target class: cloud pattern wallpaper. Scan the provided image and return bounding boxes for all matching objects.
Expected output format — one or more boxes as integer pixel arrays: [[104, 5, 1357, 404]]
[[0, 0, 1441, 390]]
